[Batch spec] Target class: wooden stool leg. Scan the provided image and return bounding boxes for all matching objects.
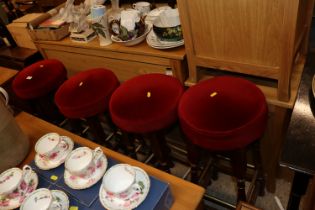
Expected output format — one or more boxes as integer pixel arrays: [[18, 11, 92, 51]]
[[86, 115, 112, 148], [186, 141, 201, 183], [252, 140, 265, 196], [149, 132, 173, 172], [121, 131, 137, 160], [36, 92, 64, 124], [67, 118, 83, 134], [230, 148, 247, 202]]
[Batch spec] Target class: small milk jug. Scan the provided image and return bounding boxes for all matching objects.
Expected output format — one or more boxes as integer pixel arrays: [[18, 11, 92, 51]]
[[0, 87, 29, 173]]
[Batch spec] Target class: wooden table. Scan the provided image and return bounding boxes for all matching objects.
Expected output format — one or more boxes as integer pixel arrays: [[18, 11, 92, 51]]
[[16, 112, 205, 210], [0, 66, 18, 85], [35, 37, 187, 83]]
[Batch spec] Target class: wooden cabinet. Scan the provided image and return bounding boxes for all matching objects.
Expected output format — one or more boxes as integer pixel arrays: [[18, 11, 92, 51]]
[[177, 0, 315, 101], [35, 38, 187, 83]]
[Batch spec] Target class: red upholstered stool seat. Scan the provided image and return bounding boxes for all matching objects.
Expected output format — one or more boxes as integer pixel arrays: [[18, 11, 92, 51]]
[[12, 59, 67, 122], [12, 59, 67, 99], [55, 68, 119, 119], [55, 68, 119, 147], [178, 76, 268, 202], [110, 73, 184, 171]]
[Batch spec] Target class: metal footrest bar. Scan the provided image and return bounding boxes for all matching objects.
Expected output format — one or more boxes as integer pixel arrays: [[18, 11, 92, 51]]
[[203, 193, 236, 209]]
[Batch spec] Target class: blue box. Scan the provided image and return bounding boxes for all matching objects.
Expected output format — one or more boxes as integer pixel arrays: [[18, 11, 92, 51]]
[[30, 157, 174, 210]]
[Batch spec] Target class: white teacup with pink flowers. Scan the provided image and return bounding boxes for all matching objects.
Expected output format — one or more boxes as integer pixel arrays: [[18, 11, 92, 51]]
[[65, 147, 103, 178], [0, 165, 33, 199], [102, 164, 140, 199], [35, 133, 68, 161]]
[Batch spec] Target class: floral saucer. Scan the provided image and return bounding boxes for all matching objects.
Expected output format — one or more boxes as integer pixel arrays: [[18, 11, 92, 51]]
[[99, 167, 150, 210], [51, 190, 69, 210], [35, 136, 74, 170], [146, 30, 184, 49], [0, 171, 38, 210], [64, 154, 107, 190]]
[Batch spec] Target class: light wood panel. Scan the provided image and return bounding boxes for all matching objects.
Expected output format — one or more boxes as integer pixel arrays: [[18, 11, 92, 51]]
[[35, 37, 188, 83], [16, 112, 205, 210], [184, 0, 284, 67], [0, 67, 18, 85], [44, 49, 169, 81], [35, 37, 186, 60], [178, 0, 315, 101]]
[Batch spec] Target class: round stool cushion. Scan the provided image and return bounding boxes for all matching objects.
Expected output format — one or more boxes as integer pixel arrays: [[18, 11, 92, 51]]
[[55, 68, 119, 118], [109, 74, 184, 133], [178, 76, 268, 151], [12, 59, 67, 99]]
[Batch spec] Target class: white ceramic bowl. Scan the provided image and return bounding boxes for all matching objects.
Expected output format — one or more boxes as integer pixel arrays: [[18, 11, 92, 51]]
[[111, 25, 151, 46]]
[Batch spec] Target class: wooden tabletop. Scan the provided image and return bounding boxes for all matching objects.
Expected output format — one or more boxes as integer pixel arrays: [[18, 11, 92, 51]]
[[16, 112, 205, 210], [0, 66, 18, 85], [35, 36, 186, 60]]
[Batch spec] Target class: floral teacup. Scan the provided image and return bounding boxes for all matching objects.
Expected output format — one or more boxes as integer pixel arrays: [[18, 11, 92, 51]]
[[65, 147, 103, 178], [0, 165, 33, 200], [35, 133, 69, 161], [20, 188, 62, 210], [102, 164, 140, 199]]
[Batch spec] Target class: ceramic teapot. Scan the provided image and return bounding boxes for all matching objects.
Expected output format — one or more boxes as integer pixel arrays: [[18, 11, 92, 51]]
[[0, 87, 29, 173]]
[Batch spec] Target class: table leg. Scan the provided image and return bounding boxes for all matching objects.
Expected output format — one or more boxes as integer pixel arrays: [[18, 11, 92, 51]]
[[286, 172, 312, 210], [170, 59, 187, 84]]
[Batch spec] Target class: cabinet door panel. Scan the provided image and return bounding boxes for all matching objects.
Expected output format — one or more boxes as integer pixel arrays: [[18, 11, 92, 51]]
[[184, 0, 285, 68]]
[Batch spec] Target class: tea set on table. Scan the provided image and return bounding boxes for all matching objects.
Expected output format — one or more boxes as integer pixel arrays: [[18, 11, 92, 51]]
[[101, 1, 184, 49], [0, 132, 151, 210]]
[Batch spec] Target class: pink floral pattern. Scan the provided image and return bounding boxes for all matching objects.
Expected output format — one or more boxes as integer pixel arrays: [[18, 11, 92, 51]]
[[0, 177, 36, 207], [104, 180, 145, 208], [0, 172, 14, 184], [49, 151, 60, 160], [72, 151, 87, 159]]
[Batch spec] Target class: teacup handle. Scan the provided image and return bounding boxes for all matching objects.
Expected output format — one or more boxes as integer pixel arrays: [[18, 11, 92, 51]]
[[93, 147, 103, 163], [58, 137, 69, 152], [0, 87, 9, 106], [121, 183, 142, 200], [50, 197, 62, 210], [22, 165, 32, 183]]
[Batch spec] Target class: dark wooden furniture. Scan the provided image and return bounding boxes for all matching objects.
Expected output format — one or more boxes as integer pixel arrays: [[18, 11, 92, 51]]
[[280, 53, 315, 210], [0, 46, 42, 70]]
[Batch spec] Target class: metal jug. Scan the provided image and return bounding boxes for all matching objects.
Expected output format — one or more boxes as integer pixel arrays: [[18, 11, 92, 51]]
[[0, 87, 29, 173]]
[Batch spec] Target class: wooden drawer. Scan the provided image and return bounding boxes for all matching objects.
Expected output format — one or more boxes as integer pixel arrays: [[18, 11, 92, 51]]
[[44, 49, 170, 81]]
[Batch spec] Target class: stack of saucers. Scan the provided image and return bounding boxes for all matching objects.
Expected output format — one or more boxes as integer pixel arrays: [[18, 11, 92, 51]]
[[34, 132, 74, 170], [146, 8, 184, 49]]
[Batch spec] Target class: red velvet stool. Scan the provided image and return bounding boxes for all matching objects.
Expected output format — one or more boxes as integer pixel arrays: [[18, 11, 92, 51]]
[[12, 59, 67, 122], [55, 68, 119, 147], [109, 73, 184, 171], [178, 76, 268, 202]]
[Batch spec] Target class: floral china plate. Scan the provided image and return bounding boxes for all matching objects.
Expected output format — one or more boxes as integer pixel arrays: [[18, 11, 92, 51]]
[[35, 136, 74, 170], [51, 190, 69, 210], [99, 167, 150, 210], [0, 170, 38, 210], [64, 154, 107, 190], [146, 30, 184, 49]]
